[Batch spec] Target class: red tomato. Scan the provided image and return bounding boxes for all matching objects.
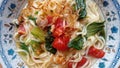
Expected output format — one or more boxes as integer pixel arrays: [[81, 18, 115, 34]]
[[68, 62, 73, 68], [68, 57, 87, 68], [63, 35, 70, 44], [52, 35, 70, 51], [88, 46, 105, 58], [52, 18, 65, 37], [54, 17, 64, 28], [52, 27, 64, 37], [47, 16, 53, 24], [76, 57, 87, 68], [18, 24, 26, 35]]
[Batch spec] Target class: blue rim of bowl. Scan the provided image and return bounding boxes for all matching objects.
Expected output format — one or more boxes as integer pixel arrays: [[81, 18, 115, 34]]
[[110, 0, 120, 68], [0, 0, 120, 68], [0, 0, 8, 16], [0, 21, 12, 68]]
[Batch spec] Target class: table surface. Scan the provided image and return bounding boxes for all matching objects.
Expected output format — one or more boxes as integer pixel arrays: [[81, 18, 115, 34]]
[[0, 0, 120, 68]]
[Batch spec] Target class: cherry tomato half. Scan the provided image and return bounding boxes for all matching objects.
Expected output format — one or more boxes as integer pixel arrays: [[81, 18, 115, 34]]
[[76, 57, 87, 68], [68, 62, 73, 68], [68, 57, 87, 68], [88, 46, 105, 58]]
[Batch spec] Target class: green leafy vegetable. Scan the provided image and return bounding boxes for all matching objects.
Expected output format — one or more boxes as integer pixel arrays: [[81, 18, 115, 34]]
[[31, 27, 45, 42], [99, 29, 106, 39], [28, 15, 37, 23], [79, 9, 87, 19], [68, 35, 84, 50], [20, 43, 29, 52], [87, 21, 105, 37], [75, 0, 87, 19], [68, 21, 105, 50], [45, 26, 57, 54]]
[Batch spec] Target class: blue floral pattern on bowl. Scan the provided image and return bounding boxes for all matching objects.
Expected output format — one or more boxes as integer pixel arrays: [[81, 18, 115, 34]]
[[0, 0, 120, 68]]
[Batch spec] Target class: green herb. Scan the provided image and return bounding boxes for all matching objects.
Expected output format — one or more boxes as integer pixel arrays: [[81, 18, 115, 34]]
[[28, 15, 37, 23], [20, 43, 29, 52], [75, 0, 87, 19], [68, 35, 84, 50], [45, 26, 57, 54], [87, 21, 105, 37], [31, 27, 45, 42]]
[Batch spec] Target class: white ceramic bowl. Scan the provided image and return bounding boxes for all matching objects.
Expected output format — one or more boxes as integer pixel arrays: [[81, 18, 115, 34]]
[[0, 0, 120, 68]]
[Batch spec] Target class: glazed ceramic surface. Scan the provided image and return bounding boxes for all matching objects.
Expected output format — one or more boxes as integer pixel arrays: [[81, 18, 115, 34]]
[[0, 0, 120, 68]]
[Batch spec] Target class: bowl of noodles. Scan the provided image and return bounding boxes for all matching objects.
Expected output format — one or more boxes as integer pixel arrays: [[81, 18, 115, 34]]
[[0, 0, 120, 68]]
